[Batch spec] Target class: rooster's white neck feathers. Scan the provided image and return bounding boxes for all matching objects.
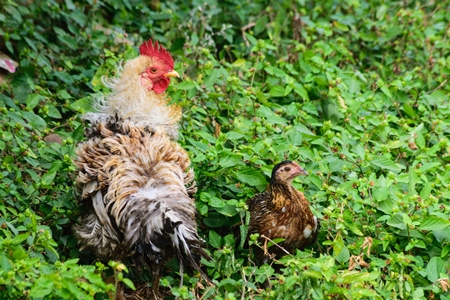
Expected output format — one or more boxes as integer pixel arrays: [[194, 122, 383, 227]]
[[89, 56, 181, 140]]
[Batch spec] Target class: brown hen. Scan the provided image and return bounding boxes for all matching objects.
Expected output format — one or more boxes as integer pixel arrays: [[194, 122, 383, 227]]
[[73, 39, 210, 298], [248, 160, 319, 264]]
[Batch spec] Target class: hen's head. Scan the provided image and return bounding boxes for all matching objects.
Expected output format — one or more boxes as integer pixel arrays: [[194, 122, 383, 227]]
[[136, 39, 180, 94], [271, 160, 308, 185]]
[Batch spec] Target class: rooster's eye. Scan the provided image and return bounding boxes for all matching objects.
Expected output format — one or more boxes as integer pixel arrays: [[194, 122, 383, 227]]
[[150, 68, 158, 73]]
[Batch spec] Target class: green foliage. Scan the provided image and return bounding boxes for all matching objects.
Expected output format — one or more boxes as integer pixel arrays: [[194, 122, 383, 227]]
[[1, 0, 450, 299]]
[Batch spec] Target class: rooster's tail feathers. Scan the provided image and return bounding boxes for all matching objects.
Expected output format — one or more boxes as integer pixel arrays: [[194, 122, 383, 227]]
[[118, 193, 210, 280]]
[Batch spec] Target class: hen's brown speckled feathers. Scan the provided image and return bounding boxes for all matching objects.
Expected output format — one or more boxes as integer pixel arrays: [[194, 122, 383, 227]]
[[248, 161, 319, 263]]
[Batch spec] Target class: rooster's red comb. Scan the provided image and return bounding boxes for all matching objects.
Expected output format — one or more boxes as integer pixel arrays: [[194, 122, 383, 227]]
[[139, 39, 174, 70]]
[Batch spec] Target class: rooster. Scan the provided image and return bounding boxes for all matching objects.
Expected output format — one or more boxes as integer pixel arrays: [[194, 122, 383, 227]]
[[73, 40, 210, 297], [248, 161, 319, 264]]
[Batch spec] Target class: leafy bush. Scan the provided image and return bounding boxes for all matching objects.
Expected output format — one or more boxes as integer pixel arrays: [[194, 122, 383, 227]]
[[1, 0, 449, 299]]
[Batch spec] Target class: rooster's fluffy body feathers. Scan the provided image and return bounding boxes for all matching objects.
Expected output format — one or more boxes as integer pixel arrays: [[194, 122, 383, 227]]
[[73, 40, 209, 296]]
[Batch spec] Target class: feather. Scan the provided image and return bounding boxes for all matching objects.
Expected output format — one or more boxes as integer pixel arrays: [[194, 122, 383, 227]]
[[248, 161, 319, 263], [73, 39, 210, 297]]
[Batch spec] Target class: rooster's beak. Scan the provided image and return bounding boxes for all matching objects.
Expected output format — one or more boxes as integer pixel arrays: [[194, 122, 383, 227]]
[[164, 70, 180, 78]]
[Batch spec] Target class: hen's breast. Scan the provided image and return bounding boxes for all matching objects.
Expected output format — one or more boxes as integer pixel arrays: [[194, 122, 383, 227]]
[[248, 188, 319, 257]]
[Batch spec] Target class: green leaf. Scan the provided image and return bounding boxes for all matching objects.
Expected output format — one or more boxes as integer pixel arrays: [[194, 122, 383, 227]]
[[204, 68, 219, 87], [122, 278, 136, 290], [226, 131, 245, 141], [70, 96, 92, 112], [30, 276, 54, 298], [0, 94, 19, 110], [232, 59, 246, 67], [371, 156, 405, 172], [333, 234, 346, 261], [415, 133, 425, 149], [376, 5, 388, 19], [203, 214, 228, 228], [373, 187, 390, 203], [219, 155, 244, 168], [408, 168, 418, 194], [26, 93, 43, 109], [47, 104, 62, 119], [12, 233, 28, 244], [269, 86, 285, 97], [267, 237, 286, 248], [420, 162, 442, 173], [425, 257, 445, 283], [255, 89, 270, 105], [335, 245, 350, 264], [196, 201, 208, 216], [176, 81, 197, 90], [83, 272, 105, 287], [265, 66, 286, 77], [432, 226, 450, 244], [239, 225, 248, 248], [418, 217, 450, 231], [334, 21, 349, 32], [380, 86, 392, 98], [420, 183, 432, 199], [244, 33, 257, 46], [294, 123, 316, 136], [69, 10, 88, 27], [336, 271, 371, 284], [6, 5, 23, 22], [254, 15, 268, 35], [72, 124, 85, 142], [386, 140, 404, 149], [41, 161, 63, 186], [0, 254, 12, 272], [210, 197, 225, 208], [194, 130, 216, 143], [387, 213, 407, 230], [308, 174, 322, 189], [343, 210, 363, 236], [23, 111, 47, 130], [54, 28, 77, 50], [57, 90, 72, 100], [310, 56, 324, 66], [294, 82, 309, 101], [234, 167, 267, 188], [12, 245, 28, 260], [215, 203, 237, 217], [209, 230, 223, 248], [403, 103, 417, 118], [442, 245, 450, 258]]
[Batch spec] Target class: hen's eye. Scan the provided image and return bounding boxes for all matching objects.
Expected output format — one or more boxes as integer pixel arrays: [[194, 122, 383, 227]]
[[285, 167, 291, 171]]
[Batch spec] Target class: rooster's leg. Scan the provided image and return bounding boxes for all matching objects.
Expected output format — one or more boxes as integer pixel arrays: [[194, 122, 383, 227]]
[[151, 264, 162, 299]]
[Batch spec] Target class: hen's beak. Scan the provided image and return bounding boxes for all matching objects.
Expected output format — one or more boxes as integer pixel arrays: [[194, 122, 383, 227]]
[[298, 166, 308, 176], [164, 70, 180, 78], [292, 161, 308, 176]]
